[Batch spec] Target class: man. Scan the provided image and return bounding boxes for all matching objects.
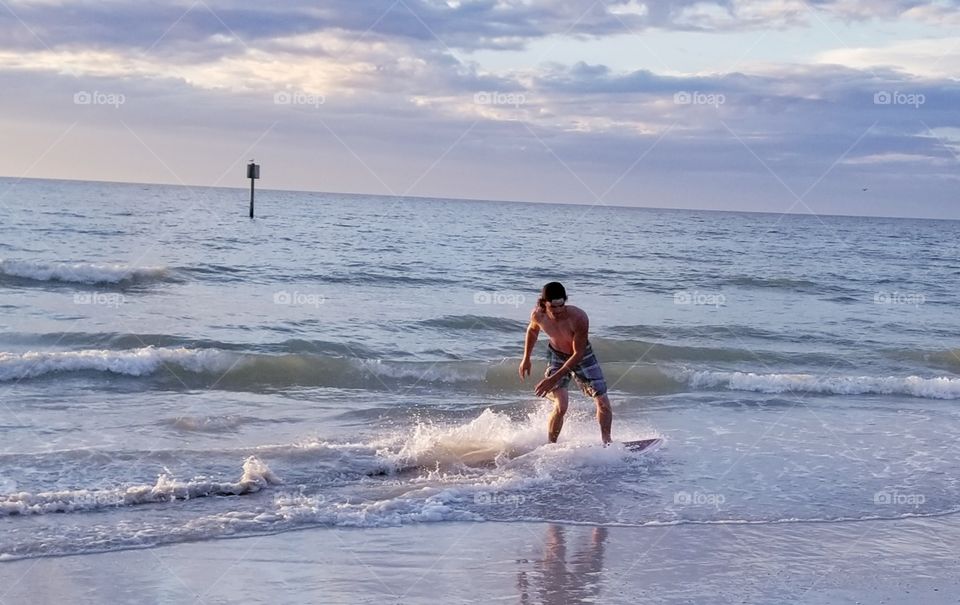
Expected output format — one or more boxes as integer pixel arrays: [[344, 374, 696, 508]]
[[518, 282, 612, 444]]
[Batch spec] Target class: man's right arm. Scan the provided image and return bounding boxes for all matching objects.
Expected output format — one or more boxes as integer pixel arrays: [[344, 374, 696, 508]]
[[523, 311, 540, 360], [520, 311, 540, 379]]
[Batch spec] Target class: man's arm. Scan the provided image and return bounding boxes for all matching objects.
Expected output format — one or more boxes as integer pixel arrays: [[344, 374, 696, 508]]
[[519, 311, 540, 379], [523, 311, 540, 360]]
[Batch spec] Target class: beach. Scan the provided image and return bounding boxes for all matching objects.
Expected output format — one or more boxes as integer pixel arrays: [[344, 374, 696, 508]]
[[2, 177, 959, 603]]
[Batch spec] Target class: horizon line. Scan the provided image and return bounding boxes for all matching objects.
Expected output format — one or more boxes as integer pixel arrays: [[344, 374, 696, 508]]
[[1, 173, 955, 223]]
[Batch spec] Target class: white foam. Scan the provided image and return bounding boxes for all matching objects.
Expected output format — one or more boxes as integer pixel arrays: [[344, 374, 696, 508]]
[[0, 259, 170, 284], [0, 456, 281, 516], [0, 346, 234, 381], [685, 370, 960, 399], [377, 405, 660, 501], [273, 491, 483, 528], [386, 407, 549, 470]]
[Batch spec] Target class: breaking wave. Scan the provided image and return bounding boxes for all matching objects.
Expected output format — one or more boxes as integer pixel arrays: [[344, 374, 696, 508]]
[[0, 259, 172, 285], [0, 457, 280, 516], [3, 344, 960, 399]]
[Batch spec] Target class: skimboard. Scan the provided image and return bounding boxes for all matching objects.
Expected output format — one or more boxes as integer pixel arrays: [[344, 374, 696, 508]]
[[622, 438, 662, 453]]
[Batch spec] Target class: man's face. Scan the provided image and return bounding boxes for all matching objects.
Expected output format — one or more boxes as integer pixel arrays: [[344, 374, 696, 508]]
[[544, 298, 567, 319]]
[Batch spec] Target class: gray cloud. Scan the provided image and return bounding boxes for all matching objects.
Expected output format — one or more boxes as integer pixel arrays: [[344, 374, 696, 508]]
[[4, 53, 955, 182], [1, 0, 953, 58]]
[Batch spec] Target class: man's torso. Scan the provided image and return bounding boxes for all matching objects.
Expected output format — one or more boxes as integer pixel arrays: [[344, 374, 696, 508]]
[[533, 305, 588, 355]]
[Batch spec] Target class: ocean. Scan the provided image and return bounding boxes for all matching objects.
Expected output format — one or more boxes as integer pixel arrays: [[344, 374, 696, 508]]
[[0, 177, 958, 599]]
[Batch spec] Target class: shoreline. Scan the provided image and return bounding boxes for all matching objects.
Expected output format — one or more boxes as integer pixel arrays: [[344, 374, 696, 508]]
[[3, 514, 957, 604]]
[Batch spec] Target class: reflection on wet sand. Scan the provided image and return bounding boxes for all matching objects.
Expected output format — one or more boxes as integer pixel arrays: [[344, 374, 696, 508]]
[[518, 524, 608, 604]]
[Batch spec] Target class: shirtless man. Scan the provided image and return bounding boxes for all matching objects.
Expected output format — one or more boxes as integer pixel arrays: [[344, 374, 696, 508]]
[[519, 282, 612, 444]]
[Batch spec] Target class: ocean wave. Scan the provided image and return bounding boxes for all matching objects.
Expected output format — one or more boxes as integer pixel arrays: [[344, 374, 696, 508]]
[[0, 344, 685, 394], [0, 259, 172, 285], [0, 331, 843, 368], [0, 346, 234, 381], [684, 370, 960, 399], [588, 337, 836, 366], [0, 456, 280, 516], [0, 487, 482, 560], [888, 348, 960, 371], [0, 332, 379, 358], [5, 344, 960, 400]]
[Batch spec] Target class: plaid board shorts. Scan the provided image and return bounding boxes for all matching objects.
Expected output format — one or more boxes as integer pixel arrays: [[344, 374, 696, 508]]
[[545, 342, 608, 397]]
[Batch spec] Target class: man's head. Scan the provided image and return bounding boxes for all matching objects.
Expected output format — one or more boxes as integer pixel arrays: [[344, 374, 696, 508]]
[[539, 282, 568, 318]]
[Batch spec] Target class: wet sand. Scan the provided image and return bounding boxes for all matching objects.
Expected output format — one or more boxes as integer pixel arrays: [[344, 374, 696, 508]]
[[2, 515, 958, 604]]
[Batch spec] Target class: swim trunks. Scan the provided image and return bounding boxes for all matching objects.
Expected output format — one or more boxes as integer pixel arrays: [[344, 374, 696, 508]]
[[545, 342, 608, 397]]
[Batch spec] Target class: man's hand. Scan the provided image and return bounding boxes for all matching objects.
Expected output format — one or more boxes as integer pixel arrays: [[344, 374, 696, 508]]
[[535, 373, 560, 397], [519, 357, 532, 380]]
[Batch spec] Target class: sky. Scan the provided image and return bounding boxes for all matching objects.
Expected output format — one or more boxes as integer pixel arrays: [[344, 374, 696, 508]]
[[1, 0, 958, 218]]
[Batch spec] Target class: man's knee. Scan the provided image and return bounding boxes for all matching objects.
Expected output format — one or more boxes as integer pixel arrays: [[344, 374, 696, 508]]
[[550, 392, 569, 415], [595, 395, 611, 412]]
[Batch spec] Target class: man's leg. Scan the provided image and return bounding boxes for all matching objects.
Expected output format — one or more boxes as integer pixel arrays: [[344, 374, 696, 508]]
[[547, 388, 569, 443], [571, 346, 610, 445], [594, 394, 612, 444]]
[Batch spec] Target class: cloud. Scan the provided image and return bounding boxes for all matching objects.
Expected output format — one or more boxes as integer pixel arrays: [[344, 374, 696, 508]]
[[533, 61, 755, 95], [817, 36, 960, 79], [842, 151, 954, 165], [0, 0, 639, 56], [5, 45, 955, 183], [0, 0, 953, 61]]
